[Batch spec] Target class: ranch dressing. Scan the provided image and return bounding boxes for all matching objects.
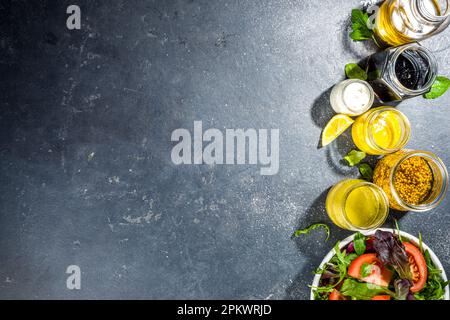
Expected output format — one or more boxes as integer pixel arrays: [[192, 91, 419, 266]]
[[330, 79, 374, 116]]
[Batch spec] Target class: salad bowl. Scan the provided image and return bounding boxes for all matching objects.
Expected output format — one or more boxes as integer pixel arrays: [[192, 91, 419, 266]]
[[310, 228, 449, 300]]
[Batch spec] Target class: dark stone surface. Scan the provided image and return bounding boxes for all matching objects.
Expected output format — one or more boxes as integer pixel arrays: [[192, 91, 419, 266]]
[[0, 0, 449, 299]]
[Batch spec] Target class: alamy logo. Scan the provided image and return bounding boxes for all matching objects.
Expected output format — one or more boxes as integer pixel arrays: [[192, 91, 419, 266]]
[[66, 5, 81, 30], [171, 121, 279, 175], [66, 265, 81, 290]]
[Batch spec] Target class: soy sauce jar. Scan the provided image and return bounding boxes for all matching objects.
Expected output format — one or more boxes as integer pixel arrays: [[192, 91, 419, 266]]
[[365, 43, 437, 102]]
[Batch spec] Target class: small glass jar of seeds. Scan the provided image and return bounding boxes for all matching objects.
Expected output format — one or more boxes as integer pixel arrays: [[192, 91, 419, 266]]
[[373, 149, 448, 211]]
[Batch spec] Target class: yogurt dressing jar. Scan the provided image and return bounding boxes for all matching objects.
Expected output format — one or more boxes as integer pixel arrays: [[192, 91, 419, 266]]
[[330, 79, 375, 116]]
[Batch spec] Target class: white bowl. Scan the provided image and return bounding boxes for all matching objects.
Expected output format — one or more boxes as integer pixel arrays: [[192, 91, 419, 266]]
[[310, 228, 450, 300]]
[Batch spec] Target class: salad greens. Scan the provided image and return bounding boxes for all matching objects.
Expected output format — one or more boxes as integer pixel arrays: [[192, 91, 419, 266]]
[[292, 223, 330, 241], [414, 250, 449, 300], [373, 230, 411, 280], [353, 232, 366, 256], [312, 230, 448, 300], [340, 279, 387, 300], [311, 242, 357, 300], [394, 279, 411, 300]]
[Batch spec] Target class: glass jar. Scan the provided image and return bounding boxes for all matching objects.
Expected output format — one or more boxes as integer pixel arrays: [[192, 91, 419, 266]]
[[330, 79, 375, 116], [365, 43, 437, 102], [352, 107, 411, 155], [374, 0, 450, 46], [326, 179, 390, 231], [373, 150, 449, 211]]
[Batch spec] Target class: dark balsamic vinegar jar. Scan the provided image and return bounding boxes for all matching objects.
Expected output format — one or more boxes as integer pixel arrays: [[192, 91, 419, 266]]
[[365, 43, 437, 102]]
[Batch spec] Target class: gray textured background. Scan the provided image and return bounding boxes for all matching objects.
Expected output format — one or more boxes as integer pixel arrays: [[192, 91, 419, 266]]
[[0, 0, 449, 299]]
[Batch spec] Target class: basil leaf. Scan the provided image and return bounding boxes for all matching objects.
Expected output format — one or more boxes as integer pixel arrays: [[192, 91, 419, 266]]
[[424, 76, 450, 99], [345, 253, 358, 266], [340, 279, 388, 300], [350, 9, 374, 41], [359, 163, 373, 181], [292, 223, 330, 241], [344, 150, 366, 166], [361, 262, 374, 278], [354, 232, 367, 256], [345, 63, 368, 80]]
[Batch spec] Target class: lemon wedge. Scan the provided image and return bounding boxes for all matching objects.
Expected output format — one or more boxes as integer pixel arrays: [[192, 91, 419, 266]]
[[322, 114, 354, 147]]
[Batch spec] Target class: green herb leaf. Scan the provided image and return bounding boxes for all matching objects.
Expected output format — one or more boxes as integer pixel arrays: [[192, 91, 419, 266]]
[[340, 279, 389, 300], [292, 223, 330, 241], [345, 253, 358, 266], [361, 262, 374, 278], [424, 76, 450, 99], [350, 9, 374, 41], [359, 163, 373, 181], [311, 243, 360, 299], [354, 232, 367, 256], [418, 232, 424, 254], [345, 63, 368, 80], [414, 250, 449, 301], [344, 150, 366, 166], [394, 219, 403, 242]]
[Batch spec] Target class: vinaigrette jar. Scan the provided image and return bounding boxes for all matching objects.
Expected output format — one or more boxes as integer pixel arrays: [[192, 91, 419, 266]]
[[326, 179, 389, 231], [373, 150, 449, 211], [351, 107, 411, 155], [366, 43, 437, 102], [374, 0, 450, 46]]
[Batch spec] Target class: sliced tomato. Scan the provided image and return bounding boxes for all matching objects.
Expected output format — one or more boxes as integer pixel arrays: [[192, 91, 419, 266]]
[[348, 253, 392, 287], [371, 295, 391, 300], [403, 242, 427, 293], [329, 289, 347, 300]]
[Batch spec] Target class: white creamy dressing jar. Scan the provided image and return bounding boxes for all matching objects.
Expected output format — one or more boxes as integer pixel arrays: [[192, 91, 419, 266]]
[[330, 79, 374, 116]]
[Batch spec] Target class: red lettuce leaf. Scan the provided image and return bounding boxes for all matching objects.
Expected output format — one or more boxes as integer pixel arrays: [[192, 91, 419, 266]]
[[373, 230, 412, 280]]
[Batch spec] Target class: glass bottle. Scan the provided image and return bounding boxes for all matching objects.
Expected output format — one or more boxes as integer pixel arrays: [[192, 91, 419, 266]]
[[374, 0, 450, 46], [365, 43, 437, 102], [373, 150, 448, 211]]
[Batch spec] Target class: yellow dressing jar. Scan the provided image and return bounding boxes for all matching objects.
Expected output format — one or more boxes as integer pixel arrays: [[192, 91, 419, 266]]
[[326, 179, 389, 231], [352, 107, 411, 155], [374, 0, 450, 47]]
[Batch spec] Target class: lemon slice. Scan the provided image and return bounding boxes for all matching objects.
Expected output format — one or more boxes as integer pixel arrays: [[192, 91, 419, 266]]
[[322, 114, 354, 147]]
